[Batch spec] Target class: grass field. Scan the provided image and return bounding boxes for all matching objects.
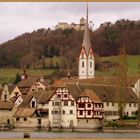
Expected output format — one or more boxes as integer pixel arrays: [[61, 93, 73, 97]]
[[96, 55, 140, 76], [0, 55, 139, 84], [0, 68, 55, 84]]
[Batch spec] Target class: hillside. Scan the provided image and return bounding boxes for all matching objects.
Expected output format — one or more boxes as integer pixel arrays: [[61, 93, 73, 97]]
[[0, 55, 139, 84], [0, 19, 140, 69], [96, 55, 140, 76]]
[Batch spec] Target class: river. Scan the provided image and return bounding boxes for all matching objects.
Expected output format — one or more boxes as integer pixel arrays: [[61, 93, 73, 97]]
[[0, 131, 140, 138]]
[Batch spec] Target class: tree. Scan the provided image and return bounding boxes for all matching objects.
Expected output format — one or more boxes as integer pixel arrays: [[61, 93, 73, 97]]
[[14, 73, 21, 85], [117, 44, 128, 120], [137, 61, 140, 124]]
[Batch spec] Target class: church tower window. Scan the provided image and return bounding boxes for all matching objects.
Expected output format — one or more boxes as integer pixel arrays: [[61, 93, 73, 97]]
[[90, 61, 92, 68], [82, 61, 84, 67]]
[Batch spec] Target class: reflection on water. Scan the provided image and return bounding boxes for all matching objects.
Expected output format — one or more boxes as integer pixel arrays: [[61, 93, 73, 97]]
[[0, 131, 140, 138]]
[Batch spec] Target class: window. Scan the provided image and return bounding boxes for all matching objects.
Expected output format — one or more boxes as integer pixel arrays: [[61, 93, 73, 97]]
[[38, 87, 43, 91], [82, 61, 84, 67], [16, 117, 20, 121], [132, 111, 136, 115], [14, 92, 19, 97], [87, 111, 91, 115], [57, 94, 61, 98], [134, 103, 136, 107], [4, 95, 7, 100], [71, 101, 74, 106], [64, 101, 68, 106], [24, 118, 27, 121], [62, 110, 65, 114], [38, 119, 41, 124], [52, 102, 54, 106], [55, 102, 60, 106], [31, 101, 36, 108], [113, 111, 118, 115], [53, 110, 59, 114], [86, 120, 88, 123], [79, 110, 83, 115], [95, 104, 97, 108], [79, 103, 85, 108], [64, 94, 67, 98], [90, 62, 92, 68], [129, 103, 131, 107], [112, 102, 114, 106], [87, 104, 91, 108], [102, 104, 104, 108], [70, 110, 73, 114], [106, 102, 109, 106]]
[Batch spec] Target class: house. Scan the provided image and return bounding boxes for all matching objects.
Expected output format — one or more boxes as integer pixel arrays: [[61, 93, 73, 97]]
[[0, 100, 14, 126], [77, 89, 103, 129], [65, 83, 139, 121], [0, 83, 10, 101], [17, 76, 49, 94], [13, 90, 54, 129], [11, 95, 26, 108], [48, 87, 77, 128], [9, 86, 22, 98], [13, 108, 49, 128], [19, 91, 53, 109]]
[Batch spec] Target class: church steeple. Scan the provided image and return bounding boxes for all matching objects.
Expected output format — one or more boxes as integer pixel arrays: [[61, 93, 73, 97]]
[[82, 3, 91, 55], [78, 3, 95, 79]]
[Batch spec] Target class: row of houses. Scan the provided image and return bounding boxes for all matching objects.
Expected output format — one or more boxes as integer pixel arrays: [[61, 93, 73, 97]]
[[0, 75, 140, 130]]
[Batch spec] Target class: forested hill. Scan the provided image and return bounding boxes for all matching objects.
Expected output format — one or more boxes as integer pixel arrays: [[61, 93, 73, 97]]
[[0, 19, 140, 68]]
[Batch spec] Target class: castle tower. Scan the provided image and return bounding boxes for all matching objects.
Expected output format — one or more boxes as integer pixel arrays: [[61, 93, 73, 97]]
[[78, 4, 95, 79]]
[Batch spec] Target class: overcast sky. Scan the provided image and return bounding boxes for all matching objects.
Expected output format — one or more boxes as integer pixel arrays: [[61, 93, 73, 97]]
[[0, 2, 140, 44]]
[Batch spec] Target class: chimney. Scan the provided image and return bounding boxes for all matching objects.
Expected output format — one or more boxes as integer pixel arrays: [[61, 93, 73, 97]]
[[67, 72, 71, 80]]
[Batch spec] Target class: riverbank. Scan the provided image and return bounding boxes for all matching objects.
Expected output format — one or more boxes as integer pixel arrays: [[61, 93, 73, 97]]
[[0, 138, 140, 140]]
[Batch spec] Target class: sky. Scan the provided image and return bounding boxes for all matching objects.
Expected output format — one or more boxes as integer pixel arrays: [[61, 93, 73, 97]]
[[0, 2, 140, 44]]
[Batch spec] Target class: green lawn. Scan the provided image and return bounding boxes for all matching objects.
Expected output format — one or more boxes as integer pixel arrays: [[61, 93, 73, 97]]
[[0, 55, 139, 84], [96, 55, 140, 76], [0, 68, 55, 84]]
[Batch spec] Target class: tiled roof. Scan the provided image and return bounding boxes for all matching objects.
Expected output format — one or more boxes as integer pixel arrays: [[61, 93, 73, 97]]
[[9, 85, 16, 94], [65, 83, 139, 103], [40, 80, 49, 87], [13, 108, 36, 117], [0, 100, 14, 110], [17, 77, 39, 88], [80, 89, 101, 102], [19, 90, 54, 107], [52, 76, 140, 88]]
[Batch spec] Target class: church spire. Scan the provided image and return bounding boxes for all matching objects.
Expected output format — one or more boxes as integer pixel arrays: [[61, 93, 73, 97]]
[[82, 3, 91, 55]]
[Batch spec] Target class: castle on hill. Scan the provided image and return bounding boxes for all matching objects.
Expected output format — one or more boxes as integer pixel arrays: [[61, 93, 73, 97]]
[[56, 17, 93, 31]]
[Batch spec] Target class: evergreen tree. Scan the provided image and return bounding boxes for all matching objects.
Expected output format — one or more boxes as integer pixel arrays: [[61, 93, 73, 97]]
[[14, 73, 21, 85]]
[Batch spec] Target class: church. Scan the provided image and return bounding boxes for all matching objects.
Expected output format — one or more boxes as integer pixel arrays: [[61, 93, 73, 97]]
[[78, 4, 95, 79]]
